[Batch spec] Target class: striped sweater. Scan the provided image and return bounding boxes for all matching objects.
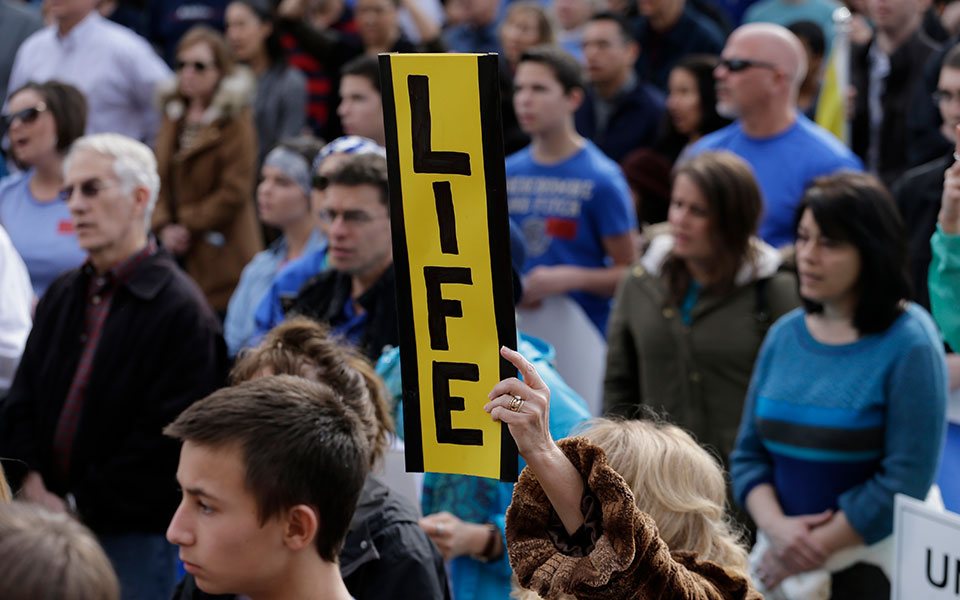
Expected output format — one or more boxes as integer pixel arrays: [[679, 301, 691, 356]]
[[730, 305, 948, 543]]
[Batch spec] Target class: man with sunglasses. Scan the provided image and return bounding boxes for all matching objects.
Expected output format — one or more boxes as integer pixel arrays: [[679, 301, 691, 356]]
[[0, 133, 225, 600], [6, 0, 170, 144], [689, 23, 861, 248], [286, 152, 398, 361]]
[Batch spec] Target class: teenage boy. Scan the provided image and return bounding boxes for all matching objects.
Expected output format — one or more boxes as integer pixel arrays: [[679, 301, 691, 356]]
[[165, 375, 369, 600], [507, 45, 637, 334]]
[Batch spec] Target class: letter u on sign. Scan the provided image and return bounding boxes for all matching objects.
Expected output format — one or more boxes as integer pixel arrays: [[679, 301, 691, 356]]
[[379, 52, 518, 481]]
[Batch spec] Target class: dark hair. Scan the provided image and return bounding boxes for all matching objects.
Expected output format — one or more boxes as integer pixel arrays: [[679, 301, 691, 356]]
[[662, 151, 763, 304], [341, 54, 382, 92], [324, 152, 389, 205], [656, 55, 730, 163], [794, 172, 910, 334], [0, 503, 120, 600], [787, 20, 825, 59], [943, 42, 960, 70], [230, 316, 393, 467], [227, 0, 286, 64], [8, 81, 87, 162], [518, 45, 585, 93], [164, 375, 369, 561], [587, 11, 634, 44]]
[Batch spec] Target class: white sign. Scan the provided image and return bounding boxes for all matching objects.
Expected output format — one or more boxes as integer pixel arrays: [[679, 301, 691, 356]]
[[893, 493, 960, 599]]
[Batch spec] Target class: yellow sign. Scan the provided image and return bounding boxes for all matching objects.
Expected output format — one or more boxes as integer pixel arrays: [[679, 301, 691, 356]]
[[379, 53, 518, 481]]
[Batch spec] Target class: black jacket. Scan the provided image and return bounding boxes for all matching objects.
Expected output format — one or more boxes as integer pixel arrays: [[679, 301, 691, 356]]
[[171, 475, 451, 600], [289, 266, 399, 361], [892, 151, 953, 310], [574, 79, 666, 164], [851, 30, 940, 187], [0, 249, 226, 534]]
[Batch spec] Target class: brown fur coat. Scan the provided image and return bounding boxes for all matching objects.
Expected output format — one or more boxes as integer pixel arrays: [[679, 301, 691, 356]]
[[505, 438, 763, 600]]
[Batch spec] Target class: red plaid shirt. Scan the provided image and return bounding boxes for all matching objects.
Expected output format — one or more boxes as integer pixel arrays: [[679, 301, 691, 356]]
[[51, 242, 157, 477]]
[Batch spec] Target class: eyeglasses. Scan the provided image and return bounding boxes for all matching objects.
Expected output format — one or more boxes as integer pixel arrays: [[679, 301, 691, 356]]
[[718, 58, 778, 73], [175, 60, 215, 72], [933, 89, 960, 105], [59, 179, 121, 202], [1, 102, 48, 127], [318, 208, 384, 226]]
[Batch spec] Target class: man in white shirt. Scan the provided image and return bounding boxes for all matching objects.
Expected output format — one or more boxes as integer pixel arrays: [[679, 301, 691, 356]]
[[7, 0, 171, 143], [0, 223, 31, 398]]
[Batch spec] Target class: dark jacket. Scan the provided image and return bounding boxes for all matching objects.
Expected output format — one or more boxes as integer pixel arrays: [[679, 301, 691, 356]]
[[892, 151, 952, 311], [171, 475, 451, 600], [575, 78, 666, 163], [851, 30, 940, 187], [290, 266, 399, 361], [632, 5, 725, 92], [604, 236, 799, 468], [0, 249, 225, 534]]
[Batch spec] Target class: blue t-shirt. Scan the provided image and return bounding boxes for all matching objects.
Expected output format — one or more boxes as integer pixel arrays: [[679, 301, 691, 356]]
[[730, 305, 948, 543], [506, 141, 637, 333], [0, 170, 87, 298], [690, 114, 863, 248], [252, 243, 329, 341]]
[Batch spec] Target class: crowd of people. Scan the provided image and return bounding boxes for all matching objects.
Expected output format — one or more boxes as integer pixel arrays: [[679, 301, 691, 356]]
[[0, 0, 958, 598]]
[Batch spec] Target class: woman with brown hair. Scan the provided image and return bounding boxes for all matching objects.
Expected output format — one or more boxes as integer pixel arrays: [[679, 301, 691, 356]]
[[0, 80, 87, 297], [152, 26, 262, 314], [604, 150, 799, 472]]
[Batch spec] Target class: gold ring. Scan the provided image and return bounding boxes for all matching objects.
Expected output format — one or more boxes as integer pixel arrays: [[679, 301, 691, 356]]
[[509, 394, 524, 412]]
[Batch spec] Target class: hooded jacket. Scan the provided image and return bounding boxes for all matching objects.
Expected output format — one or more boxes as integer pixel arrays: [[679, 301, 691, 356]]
[[152, 66, 263, 311], [603, 235, 799, 467]]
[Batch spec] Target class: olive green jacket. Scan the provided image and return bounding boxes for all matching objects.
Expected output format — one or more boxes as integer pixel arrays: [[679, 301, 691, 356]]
[[603, 236, 800, 466]]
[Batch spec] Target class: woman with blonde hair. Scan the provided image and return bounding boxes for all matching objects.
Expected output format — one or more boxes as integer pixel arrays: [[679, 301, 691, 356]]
[[0, 463, 10, 503], [489, 346, 760, 599]]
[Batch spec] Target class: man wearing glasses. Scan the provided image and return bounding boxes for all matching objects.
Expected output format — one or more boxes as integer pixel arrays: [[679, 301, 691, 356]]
[[0, 134, 225, 600], [287, 152, 398, 361], [689, 23, 862, 248]]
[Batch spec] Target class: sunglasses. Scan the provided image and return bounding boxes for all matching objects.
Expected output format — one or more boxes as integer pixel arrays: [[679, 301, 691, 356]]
[[59, 179, 121, 202], [718, 58, 778, 73], [1, 102, 48, 127], [175, 60, 215, 72]]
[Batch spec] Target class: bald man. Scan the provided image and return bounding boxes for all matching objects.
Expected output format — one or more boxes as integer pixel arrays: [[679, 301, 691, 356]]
[[688, 23, 862, 247]]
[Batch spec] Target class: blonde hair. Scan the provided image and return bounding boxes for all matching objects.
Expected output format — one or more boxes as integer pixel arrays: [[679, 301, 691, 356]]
[[231, 317, 393, 467], [0, 464, 10, 503], [582, 418, 749, 575], [0, 502, 120, 600]]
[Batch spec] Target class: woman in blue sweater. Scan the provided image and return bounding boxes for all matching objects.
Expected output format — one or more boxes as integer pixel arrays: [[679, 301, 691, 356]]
[[730, 172, 948, 598]]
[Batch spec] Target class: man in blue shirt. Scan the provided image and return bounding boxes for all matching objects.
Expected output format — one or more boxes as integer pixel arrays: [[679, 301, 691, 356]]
[[442, 0, 502, 53], [689, 23, 862, 247], [507, 46, 637, 334]]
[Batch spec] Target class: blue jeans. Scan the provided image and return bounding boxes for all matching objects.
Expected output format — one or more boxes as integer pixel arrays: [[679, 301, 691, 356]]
[[98, 533, 179, 600]]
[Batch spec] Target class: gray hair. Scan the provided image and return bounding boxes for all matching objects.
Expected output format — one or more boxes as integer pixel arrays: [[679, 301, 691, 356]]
[[63, 133, 161, 229]]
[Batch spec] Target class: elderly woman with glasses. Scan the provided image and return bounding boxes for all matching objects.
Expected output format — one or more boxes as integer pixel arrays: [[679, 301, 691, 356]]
[[152, 26, 263, 315], [0, 80, 88, 297]]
